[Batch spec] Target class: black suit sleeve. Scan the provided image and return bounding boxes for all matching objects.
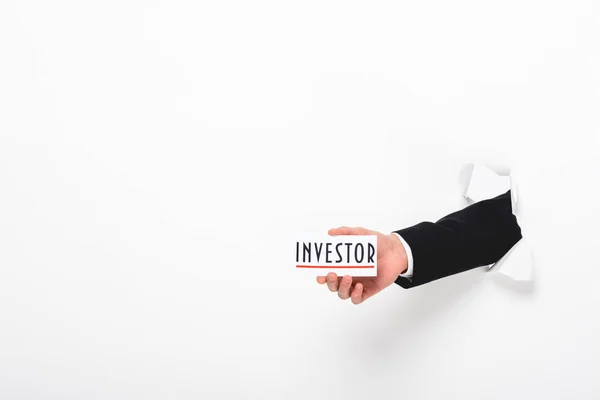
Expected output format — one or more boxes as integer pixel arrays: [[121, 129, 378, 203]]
[[394, 190, 522, 289]]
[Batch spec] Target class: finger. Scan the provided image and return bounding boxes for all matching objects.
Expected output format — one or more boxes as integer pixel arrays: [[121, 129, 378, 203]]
[[316, 276, 327, 284], [338, 275, 352, 300], [326, 273, 339, 292], [351, 283, 364, 305], [328, 226, 375, 236]]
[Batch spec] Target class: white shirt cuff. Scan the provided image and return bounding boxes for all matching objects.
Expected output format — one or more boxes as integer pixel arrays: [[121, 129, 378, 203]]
[[392, 232, 414, 278]]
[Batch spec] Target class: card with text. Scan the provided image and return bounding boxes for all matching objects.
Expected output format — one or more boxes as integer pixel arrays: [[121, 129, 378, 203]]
[[295, 235, 377, 277]]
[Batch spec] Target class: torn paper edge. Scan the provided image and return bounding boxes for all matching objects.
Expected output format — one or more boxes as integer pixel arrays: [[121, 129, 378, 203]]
[[459, 163, 534, 282]]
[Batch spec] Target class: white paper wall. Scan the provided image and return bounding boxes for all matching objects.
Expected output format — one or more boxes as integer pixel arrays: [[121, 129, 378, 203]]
[[1, 1, 599, 398]]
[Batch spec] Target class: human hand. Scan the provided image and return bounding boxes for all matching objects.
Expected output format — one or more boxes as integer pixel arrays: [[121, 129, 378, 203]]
[[316, 226, 408, 304]]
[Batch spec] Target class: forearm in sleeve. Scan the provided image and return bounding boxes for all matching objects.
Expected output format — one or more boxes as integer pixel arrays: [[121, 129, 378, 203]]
[[394, 191, 522, 288]]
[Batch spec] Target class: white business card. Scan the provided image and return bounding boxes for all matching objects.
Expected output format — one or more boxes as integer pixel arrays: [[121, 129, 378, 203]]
[[295, 235, 377, 277]]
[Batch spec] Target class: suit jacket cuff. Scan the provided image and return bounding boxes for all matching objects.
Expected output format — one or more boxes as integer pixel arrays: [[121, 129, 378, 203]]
[[392, 222, 440, 289], [392, 233, 414, 278]]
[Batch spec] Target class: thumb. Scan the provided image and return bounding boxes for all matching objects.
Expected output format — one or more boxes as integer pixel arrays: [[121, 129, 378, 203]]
[[328, 226, 378, 236]]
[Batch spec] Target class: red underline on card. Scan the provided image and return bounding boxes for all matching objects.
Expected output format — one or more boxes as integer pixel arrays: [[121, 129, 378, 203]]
[[296, 265, 374, 269]]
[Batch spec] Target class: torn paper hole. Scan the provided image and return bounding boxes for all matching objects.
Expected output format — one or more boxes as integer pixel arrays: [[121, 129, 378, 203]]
[[459, 163, 534, 282], [459, 162, 511, 202]]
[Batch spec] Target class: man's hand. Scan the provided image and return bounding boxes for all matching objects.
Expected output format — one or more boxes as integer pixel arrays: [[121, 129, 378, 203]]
[[316, 226, 408, 305]]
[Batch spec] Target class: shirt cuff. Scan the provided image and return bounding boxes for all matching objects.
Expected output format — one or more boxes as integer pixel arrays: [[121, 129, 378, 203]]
[[392, 232, 414, 278]]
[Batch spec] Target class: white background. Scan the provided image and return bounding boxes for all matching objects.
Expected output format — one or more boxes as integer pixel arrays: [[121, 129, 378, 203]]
[[1, 1, 599, 399]]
